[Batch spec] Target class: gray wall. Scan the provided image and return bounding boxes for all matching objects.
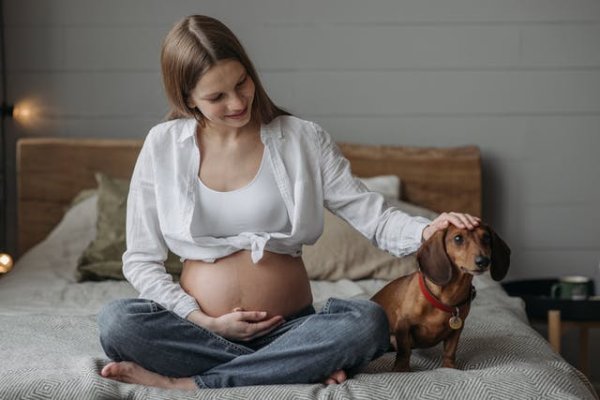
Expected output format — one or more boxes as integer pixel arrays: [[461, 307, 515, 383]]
[[4, 0, 600, 383], [9, 0, 600, 282]]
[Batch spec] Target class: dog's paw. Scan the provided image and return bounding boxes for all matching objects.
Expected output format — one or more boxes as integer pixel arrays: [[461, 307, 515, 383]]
[[392, 363, 410, 373], [442, 361, 457, 369]]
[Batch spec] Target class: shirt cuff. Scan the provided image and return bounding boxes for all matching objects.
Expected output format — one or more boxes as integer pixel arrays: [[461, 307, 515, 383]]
[[406, 216, 432, 250], [173, 295, 201, 319]]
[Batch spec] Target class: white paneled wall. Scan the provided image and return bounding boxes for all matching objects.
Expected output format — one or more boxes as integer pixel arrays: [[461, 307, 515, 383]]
[[5, 0, 600, 381]]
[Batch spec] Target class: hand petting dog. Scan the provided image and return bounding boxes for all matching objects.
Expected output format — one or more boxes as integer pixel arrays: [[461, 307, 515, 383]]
[[422, 212, 481, 241]]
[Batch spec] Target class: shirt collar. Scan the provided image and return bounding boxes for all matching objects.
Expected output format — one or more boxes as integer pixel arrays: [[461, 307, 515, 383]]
[[175, 116, 283, 144], [175, 118, 197, 144], [262, 116, 283, 140]]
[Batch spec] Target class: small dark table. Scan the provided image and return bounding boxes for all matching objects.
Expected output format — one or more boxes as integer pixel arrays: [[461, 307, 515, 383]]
[[502, 279, 600, 377]]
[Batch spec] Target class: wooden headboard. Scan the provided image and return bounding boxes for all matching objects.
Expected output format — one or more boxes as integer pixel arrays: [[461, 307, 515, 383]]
[[17, 138, 481, 257]]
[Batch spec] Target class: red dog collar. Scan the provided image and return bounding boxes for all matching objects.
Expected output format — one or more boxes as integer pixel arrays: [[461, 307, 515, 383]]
[[418, 272, 476, 314]]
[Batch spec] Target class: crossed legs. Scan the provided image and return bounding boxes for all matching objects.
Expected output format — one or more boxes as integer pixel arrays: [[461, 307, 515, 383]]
[[97, 297, 389, 389]]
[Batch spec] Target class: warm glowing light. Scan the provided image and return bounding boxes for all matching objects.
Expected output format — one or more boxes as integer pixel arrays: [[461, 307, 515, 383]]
[[0, 253, 13, 274], [13, 104, 31, 119], [13, 102, 34, 121], [11, 99, 43, 129]]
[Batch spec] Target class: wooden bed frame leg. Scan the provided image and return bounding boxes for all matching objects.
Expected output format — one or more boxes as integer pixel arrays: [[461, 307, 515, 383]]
[[547, 309, 561, 354]]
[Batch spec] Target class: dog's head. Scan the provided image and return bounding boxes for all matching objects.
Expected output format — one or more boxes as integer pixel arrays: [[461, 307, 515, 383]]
[[416, 224, 511, 286]]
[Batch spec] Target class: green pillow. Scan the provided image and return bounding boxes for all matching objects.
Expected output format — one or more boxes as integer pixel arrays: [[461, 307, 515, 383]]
[[76, 173, 182, 281]]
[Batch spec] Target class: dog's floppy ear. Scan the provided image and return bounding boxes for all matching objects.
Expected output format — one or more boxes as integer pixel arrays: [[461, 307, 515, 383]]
[[489, 227, 511, 281], [417, 229, 453, 286]]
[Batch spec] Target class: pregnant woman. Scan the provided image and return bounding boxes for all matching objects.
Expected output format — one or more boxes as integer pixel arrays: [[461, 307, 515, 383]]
[[97, 14, 479, 390]]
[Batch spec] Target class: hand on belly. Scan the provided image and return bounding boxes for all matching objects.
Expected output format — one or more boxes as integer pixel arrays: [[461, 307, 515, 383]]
[[180, 250, 313, 319], [194, 306, 285, 341]]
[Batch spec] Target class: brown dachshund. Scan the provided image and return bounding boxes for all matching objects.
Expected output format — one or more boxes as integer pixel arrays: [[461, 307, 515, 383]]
[[371, 224, 510, 372]]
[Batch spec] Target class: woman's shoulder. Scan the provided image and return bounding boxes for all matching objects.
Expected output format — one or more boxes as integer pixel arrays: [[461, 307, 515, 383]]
[[268, 115, 325, 140], [145, 118, 196, 145], [271, 114, 312, 129]]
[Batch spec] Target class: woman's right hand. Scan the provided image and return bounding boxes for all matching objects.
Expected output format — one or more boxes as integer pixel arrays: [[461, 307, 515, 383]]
[[187, 308, 285, 341]]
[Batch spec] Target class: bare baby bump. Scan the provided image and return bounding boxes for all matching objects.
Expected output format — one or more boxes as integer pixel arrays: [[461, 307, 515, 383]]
[[180, 250, 313, 318]]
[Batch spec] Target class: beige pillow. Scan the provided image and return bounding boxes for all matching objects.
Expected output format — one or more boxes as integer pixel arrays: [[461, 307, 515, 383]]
[[76, 173, 182, 281], [302, 200, 438, 281]]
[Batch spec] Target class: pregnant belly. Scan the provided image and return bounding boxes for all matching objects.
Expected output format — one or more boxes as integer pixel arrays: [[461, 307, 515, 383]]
[[180, 250, 313, 318]]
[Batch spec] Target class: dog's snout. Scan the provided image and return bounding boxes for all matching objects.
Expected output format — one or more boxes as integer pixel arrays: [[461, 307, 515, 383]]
[[475, 256, 490, 268]]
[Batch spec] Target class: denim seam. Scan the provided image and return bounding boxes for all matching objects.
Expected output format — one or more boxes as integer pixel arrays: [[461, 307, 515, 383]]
[[320, 297, 336, 314]]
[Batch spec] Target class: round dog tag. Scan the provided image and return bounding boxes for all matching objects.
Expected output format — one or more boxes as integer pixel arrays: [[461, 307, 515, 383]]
[[449, 316, 463, 330]]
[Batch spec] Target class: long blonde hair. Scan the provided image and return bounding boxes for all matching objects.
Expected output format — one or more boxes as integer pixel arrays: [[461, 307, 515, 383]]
[[161, 15, 290, 126]]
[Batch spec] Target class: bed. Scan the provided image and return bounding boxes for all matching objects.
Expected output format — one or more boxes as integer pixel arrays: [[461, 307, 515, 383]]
[[1, 137, 597, 400]]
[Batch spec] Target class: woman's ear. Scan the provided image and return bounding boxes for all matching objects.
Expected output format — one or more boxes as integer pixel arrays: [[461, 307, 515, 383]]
[[417, 229, 453, 286], [186, 98, 197, 110]]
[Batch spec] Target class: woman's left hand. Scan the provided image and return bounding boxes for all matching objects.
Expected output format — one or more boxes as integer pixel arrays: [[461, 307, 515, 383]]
[[422, 212, 481, 241]]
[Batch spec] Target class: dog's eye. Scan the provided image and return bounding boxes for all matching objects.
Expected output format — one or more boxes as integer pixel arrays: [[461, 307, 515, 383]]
[[453, 235, 464, 245]]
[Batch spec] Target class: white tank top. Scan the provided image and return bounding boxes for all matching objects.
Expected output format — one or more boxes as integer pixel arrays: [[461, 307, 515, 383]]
[[191, 148, 291, 238]]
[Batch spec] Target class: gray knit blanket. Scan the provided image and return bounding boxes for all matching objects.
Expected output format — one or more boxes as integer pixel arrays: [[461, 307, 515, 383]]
[[1, 280, 597, 400]]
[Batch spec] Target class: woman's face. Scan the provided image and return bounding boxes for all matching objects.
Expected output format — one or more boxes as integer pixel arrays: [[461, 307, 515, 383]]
[[187, 59, 255, 130]]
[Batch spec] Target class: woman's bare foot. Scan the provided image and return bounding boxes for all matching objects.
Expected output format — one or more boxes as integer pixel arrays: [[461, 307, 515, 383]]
[[100, 361, 197, 390], [323, 369, 347, 385]]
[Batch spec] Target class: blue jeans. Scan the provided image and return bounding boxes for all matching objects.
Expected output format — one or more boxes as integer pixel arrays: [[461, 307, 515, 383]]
[[97, 297, 389, 388]]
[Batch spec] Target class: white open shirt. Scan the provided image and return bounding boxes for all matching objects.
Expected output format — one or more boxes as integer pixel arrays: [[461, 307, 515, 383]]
[[123, 115, 431, 318]]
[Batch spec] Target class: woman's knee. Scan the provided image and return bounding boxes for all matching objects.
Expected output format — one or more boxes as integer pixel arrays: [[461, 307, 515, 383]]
[[97, 298, 152, 355], [330, 298, 390, 350], [98, 299, 133, 332]]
